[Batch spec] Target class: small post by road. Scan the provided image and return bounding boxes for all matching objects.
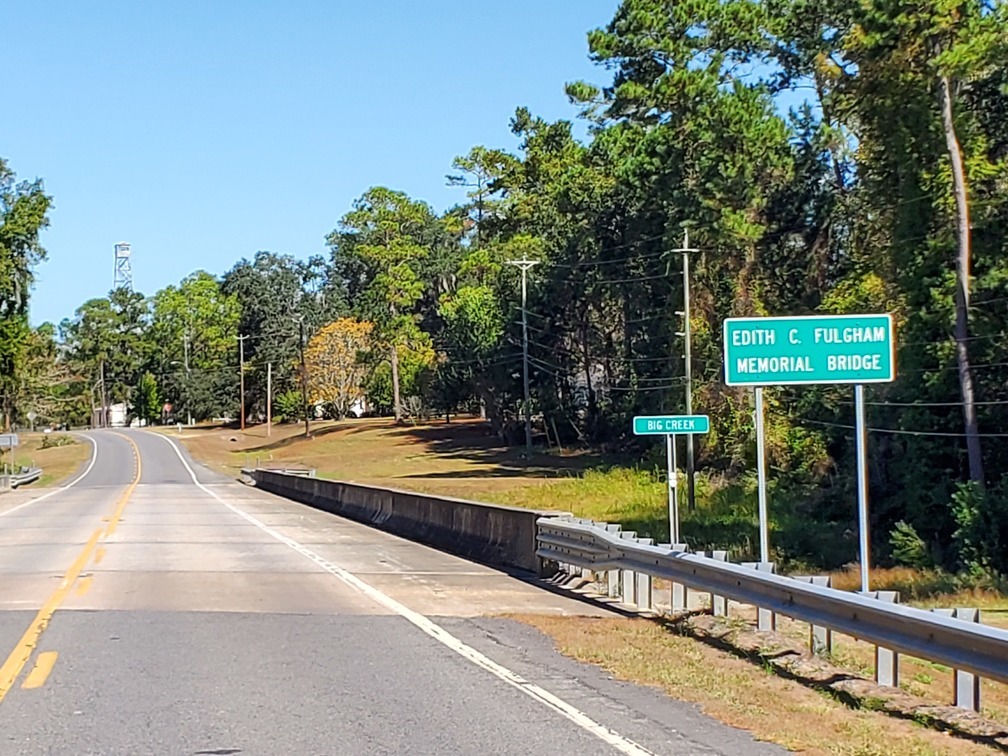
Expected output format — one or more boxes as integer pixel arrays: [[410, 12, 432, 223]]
[[506, 258, 539, 454]]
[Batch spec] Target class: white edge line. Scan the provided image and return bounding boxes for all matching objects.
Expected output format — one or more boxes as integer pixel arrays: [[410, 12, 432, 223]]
[[152, 431, 656, 756], [0, 433, 98, 518]]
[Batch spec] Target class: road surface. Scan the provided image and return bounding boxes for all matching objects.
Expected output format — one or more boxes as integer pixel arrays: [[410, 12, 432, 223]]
[[0, 430, 781, 755]]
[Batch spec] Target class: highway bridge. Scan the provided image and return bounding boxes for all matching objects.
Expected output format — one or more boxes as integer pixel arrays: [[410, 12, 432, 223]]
[[0, 430, 779, 755]]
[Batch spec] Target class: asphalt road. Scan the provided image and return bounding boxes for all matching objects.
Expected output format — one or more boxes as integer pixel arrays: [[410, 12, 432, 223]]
[[0, 430, 782, 755]]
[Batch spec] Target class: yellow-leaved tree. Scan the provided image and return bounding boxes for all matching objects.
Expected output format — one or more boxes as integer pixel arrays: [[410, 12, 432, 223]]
[[305, 317, 373, 419]]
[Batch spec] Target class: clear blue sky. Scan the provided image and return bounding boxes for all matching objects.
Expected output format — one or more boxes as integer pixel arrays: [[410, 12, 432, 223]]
[[4, 1, 621, 326]]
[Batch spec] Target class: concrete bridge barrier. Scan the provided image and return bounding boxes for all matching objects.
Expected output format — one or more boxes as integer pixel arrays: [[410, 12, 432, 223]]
[[246, 469, 567, 574]]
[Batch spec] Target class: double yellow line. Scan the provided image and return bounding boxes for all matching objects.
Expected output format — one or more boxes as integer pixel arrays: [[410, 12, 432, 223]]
[[0, 433, 141, 702]]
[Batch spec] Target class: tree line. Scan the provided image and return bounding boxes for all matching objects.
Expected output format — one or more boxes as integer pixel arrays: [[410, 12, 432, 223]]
[[3, 0, 1007, 574]]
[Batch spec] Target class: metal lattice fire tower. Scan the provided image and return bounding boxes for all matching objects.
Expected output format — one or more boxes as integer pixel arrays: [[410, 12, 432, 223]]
[[113, 242, 133, 290]]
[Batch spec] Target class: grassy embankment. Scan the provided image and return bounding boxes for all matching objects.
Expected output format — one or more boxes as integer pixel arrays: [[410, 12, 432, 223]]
[[170, 417, 1008, 753], [1, 432, 92, 488]]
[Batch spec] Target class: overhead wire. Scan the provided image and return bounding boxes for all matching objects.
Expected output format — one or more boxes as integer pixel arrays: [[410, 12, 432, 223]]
[[787, 414, 1008, 439]]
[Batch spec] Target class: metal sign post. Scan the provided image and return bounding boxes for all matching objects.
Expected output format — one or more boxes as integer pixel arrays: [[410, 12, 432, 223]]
[[634, 415, 710, 544], [666, 434, 678, 544], [754, 388, 770, 563], [855, 384, 871, 592], [723, 314, 896, 573]]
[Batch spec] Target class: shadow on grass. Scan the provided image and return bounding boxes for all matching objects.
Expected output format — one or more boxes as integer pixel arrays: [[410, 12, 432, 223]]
[[387, 421, 614, 476], [235, 421, 360, 453]]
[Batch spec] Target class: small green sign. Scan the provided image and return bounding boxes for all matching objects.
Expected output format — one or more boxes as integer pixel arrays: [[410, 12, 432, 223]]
[[633, 415, 710, 435], [723, 314, 895, 386]]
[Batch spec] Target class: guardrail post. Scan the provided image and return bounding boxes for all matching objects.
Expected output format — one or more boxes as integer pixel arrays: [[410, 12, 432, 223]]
[[864, 590, 900, 687], [741, 562, 777, 631], [603, 524, 622, 598], [794, 576, 833, 654], [932, 608, 982, 711], [634, 538, 654, 610], [672, 543, 690, 611], [618, 531, 638, 606], [709, 551, 729, 616], [660, 543, 690, 612]]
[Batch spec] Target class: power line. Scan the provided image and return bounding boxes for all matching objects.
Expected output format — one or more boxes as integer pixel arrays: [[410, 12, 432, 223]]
[[548, 248, 668, 270], [900, 332, 1004, 347], [973, 295, 1008, 307], [528, 338, 687, 366], [899, 360, 1008, 374], [545, 232, 670, 269], [789, 415, 1008, 439], [842, 398, 1008, 408], [527, 355, 684, 392]]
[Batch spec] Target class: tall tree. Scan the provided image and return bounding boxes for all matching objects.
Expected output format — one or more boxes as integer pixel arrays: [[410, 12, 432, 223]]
[[222, 252, 345, 421], [841, 0, 1007, 484], [150, 271, 241, 421], [304, 317, 373, 419], [330, 187, 438, 423], [0, 158, 52, 429], [133, 371, 160, 426], [446, 146, 517, 247], [61, 289, 151, 417]]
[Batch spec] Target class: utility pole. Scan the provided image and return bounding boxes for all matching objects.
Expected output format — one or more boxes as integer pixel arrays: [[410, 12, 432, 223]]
[[297, 317, 310, 438], [506, 258, 539, 454], [183, 331, 192, 426], [237, 334, 248, 431], [674, 229, 700, 512], [267, 362, 272, 437], [100, 360, 108, 429]]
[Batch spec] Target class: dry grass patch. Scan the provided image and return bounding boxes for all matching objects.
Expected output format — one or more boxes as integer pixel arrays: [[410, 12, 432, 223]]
[[160, 418, 603, 503], [768, 615, 1008, 724], [2, 433, 92, 488], [514, 614, 1002, 755], [815, 566, 1008, 722]]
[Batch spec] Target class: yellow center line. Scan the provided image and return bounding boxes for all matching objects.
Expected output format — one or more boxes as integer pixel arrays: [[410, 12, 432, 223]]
[[21, 651, 58, 690], [75, 576, 93, 597], [0, 433, 142, 703]]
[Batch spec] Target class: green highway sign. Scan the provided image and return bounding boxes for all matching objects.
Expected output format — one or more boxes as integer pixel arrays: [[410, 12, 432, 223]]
[[633, 415, 710, 435], [723, 314, 895, 386]]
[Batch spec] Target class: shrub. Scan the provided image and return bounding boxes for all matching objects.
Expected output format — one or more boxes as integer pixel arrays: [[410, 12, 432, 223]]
[[951, 477, 1008, 577], [39, 434, 77, 450], [889, 520, 931, 569], [273, 390, 304, 422]]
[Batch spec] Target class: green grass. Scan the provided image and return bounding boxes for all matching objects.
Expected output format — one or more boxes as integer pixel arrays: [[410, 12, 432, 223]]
[[485, 467, 668, 528], [479, 467, 799, 561]]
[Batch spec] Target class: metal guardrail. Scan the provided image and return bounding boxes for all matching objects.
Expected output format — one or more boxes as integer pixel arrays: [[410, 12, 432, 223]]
[[9, 467, 42, 488], [265, 467, 316, 477], [537, 516, 1008, 688], [243, 466, 316, 478]]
